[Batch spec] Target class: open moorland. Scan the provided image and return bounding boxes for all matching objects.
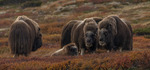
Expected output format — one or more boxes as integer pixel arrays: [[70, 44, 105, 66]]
[[0, 0, 150, 70]]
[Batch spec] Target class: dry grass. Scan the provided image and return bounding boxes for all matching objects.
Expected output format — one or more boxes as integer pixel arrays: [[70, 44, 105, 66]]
[[42, 34, 61, 45], [0, 12, 30, 19], [0, 38, 8, 47], [0, 19, 13, 27], [133, 36, 150, 49]]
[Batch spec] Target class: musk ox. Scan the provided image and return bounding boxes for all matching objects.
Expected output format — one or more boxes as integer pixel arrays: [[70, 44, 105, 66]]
[[71, 18, 98, 55], [9, 16, 42, 57], [51, 43, 78, 56], [97, 15, 133, 52], [61, 20, 81, 47], [61, 17, 102, 48], [61, 18, 101, 55], [16, 16, 42, 51]]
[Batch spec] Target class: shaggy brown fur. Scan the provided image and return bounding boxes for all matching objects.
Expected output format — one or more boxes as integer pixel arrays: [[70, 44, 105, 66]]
[[61, 17, 102, 48], [16, 15, 42, 51], [98, 15, 133, 51], [92, 17, 103, 24], [9, 20, 32, 57], [9, 16, 42, 57], [61, 20, 81, 47], [71, 18, 98, 55], [51, 43, 78, 56]]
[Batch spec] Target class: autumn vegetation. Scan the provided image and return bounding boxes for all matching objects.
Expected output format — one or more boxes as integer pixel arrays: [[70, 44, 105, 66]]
[[0, 0, 150, 70]]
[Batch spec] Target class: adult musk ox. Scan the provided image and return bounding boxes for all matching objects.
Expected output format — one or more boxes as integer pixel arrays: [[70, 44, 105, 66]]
[[98, 15, 133, 52], [61, 18, 102, 55], [51, 43, 78, 56], [61, 17, 102, 48], [72, 18, 98, 55], [9, 15, 42, 57]]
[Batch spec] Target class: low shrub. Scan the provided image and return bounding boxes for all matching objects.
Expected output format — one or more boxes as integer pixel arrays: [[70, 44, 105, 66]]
[[21, 1, 42, 9], [133, 27, 150, 35], [88, 0, 111, 4], [0, 0, 31, 5]]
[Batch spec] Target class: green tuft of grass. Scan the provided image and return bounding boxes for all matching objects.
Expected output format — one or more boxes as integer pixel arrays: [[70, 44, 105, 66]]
[[21, 1, 42, 9], [133, 27, 150, 35], [0, 46, 10, 54], [144, 35, 150, 39]]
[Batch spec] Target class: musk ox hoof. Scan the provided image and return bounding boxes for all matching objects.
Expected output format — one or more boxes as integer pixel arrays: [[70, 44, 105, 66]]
[[107, 50, 110, 53], [13, 54, 19, 58]]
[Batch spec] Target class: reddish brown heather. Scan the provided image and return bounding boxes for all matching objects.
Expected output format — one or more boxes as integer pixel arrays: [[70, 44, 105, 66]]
[[0, 50, 150, 70]]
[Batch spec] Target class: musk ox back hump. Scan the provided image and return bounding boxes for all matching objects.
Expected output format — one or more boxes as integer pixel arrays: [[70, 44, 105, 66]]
[[9, 20, 32, 55], [16, 16, 38, 38]]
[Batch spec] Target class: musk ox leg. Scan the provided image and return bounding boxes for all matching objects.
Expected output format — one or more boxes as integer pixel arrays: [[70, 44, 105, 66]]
[[122, 38, 131, 51], [24, 54, 28, 57], [108, 42, 115, 52], [80, 48, 85, 55], [107, 50, 110, 53], [119, 47, 122, 52], [124, 39, 132, 51], [130, 39, 133, 50], [126, 37, 133, 51]]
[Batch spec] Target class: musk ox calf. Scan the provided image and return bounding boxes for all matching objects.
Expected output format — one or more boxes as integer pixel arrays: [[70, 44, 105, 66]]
[[51, 43, 78, 56], [9, 15, 42, 57], [98, 15, 133, 52]]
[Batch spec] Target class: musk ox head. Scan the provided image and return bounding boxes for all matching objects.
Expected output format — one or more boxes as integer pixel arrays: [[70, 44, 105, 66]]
[[83, 18, 98, 49], [32, 28, 42, 51], [98, 16, 117, 47], [66, 43, 78, 56]]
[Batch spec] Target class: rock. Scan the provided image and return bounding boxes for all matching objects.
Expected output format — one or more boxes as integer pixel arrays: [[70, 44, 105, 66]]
[[54, 5, 77, 14], [0, 11, 6, 15], [108, 1, 121, 6]]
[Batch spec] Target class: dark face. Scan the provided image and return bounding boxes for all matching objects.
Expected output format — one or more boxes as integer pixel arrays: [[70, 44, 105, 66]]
[[98, 28, 110, 47], [69, 46, 78, 56], [32, 28, 42, 51], [84, 31, 96, 49]]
